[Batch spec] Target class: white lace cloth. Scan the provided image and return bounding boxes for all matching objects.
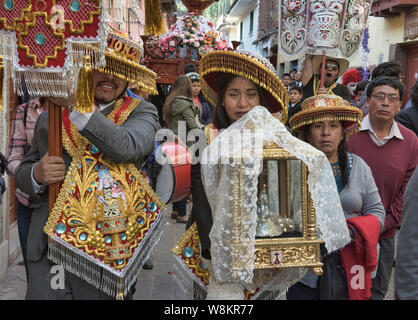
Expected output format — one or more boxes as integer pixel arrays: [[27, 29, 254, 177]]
[[201, 106, 351, 298]]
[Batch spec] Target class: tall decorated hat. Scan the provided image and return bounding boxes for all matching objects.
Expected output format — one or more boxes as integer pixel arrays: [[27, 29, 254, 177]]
[[199, 49, 289, 123], [93, 28, 157, 95], [278, 0, 373, 75], [73, 27, 158, 112], [288, 93, 362, 132]]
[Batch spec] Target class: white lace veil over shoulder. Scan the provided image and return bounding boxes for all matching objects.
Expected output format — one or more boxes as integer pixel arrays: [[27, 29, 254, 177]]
[[200, 106, 351, 297]]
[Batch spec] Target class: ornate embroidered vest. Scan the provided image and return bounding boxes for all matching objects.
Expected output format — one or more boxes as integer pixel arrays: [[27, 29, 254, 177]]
[[44, 97, 165, 298]]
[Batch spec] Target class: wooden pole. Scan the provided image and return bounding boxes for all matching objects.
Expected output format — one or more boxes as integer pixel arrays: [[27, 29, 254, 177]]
[[48, 100, 62, 213], [320, 50, 326, 89]]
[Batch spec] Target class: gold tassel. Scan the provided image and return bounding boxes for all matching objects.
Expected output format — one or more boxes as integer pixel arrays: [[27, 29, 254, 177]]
[[0, 56, 3, 111], [74, 55, 94, 113], [145, 0, 165, 35]]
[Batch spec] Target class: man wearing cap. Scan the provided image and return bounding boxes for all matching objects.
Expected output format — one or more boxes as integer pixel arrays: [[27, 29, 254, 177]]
[[301, 53, 351, 102], [15, 30, 161, 300]]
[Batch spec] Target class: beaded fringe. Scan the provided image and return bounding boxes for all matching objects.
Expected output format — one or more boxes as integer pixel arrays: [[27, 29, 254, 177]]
[[99, 54, 158, 95], [14, 69, 74, 98], [172, 255, 208, 300], [47, 207, 167, 298], [67, 41, 106, 69], [171, 255, 286, 300], [171, 255, 285, 300]]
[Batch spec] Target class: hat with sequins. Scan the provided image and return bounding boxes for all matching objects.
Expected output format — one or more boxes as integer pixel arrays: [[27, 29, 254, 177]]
[[199, 50, 289, 123], [289, 94, 363, 132]]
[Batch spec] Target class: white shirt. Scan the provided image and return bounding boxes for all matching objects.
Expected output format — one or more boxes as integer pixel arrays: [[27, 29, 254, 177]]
[[360, 115, 404, 146], [31, 101, 115, 193], [68, 101, 114, 131]]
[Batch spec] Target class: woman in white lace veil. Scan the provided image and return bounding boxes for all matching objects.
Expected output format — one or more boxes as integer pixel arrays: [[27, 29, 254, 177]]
[[287, 94, 385, 300], [171, 49, 290, 299], [171, 50, 351, 300]]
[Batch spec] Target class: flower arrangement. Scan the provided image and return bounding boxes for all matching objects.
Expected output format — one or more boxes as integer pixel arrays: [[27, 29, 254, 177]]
[[361, 26, 370, 81], [147, 12, 231, 57]]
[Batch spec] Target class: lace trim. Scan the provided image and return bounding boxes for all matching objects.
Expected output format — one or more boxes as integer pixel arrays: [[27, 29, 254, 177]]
[[201, 106, 351, 295]]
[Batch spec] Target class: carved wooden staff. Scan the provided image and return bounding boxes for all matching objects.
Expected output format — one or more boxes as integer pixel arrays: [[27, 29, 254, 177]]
[[319, 50, 327, 89], [47, 101, 62, 213]]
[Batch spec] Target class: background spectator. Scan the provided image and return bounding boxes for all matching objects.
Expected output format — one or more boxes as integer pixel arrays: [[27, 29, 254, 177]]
[[6, 98, 47, 279], [163, 75, 198, 223], [395, 79, 418, 135], [186, 72, 214, 126], [395, 166, 418, 300], [359, 61, 402, 116], [342, 69, 362, 103], [347, 76, 418, 300], [282, 73, 292, 91], [286, 85, 303, 127]]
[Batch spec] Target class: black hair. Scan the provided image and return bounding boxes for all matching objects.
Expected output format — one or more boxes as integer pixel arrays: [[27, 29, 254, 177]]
[[355, 81, 369, 95], [212, 74, 266, 130], [184, 63, 196, 74], [410, 79, 418, 107], [163, 75, 193, 123], [372, 61, 401, 79], [282, 73, 291, 79], [337, 134, 349, 188], [366, 76, 405, 101], [289, 85, 302, 94], [0, 152, 6, 175]]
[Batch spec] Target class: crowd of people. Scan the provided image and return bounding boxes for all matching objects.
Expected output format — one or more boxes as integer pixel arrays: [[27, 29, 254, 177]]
[[282, 58, 418, 300], [1, 29, 417, 300]]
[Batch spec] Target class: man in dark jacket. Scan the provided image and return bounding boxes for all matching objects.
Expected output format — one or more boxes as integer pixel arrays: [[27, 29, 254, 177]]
[[302, 53, 351, 102], [0, 152, 6, 205], [395, 79, 418, 136]]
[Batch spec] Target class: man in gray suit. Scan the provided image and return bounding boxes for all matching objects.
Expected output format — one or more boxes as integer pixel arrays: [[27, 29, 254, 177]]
[[395, 166, 418, 300], [15, 67, 159, 299]]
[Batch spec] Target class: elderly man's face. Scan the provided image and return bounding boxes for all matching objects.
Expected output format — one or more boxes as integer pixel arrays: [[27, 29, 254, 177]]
[[367, 85, 401, 124], [93, 70, 128, 104]]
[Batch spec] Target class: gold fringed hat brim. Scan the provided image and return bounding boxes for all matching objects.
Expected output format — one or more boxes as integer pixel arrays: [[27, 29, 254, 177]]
[[98, 52, 158, 95], [199, 51, 289, 123], [200, 76, 218, 109], [73, 40, 158, 96], [288, 94, 363, 132]]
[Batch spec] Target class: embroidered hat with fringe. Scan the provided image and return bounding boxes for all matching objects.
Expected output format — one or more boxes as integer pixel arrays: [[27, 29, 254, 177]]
[[289, 94, 363, 133], [73, 27, 158, 112], [199, 50, 289, 123]]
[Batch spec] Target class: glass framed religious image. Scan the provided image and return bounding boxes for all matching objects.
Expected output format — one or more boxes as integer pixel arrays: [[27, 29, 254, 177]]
[[229, 144, 323, 276]]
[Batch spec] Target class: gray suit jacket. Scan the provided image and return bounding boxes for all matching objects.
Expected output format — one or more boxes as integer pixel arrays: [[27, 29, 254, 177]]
[[395, 166, 418, 299], [15, 98, 159, 262]]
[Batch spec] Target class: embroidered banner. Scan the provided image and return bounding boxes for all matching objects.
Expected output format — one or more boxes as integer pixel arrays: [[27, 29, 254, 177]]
[[44, 97, 166, 297]]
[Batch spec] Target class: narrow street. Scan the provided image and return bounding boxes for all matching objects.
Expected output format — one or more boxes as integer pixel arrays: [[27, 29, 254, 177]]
[[0, 202, 395, 300]]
